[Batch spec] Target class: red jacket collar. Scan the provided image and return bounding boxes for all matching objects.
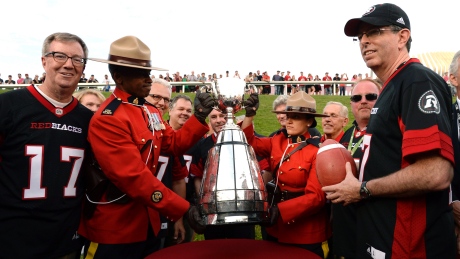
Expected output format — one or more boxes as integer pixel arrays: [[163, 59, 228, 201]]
[[320, 130, 344, 143]]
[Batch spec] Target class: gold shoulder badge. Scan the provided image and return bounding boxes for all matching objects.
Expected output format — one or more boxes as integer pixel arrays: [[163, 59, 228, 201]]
[[151, 191, 163, 203], [133, 98, 139, 105], [102, 109, 112, 115]]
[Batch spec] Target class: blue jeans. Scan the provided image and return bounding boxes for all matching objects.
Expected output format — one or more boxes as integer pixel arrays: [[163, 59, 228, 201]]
[[278, 85, 284, 95]]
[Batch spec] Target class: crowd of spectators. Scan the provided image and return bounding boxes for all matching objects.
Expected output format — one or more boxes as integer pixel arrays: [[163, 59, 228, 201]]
[[147, 70, 374, 96], [2, 68, 451, 96], [0, 72, 45, 84]]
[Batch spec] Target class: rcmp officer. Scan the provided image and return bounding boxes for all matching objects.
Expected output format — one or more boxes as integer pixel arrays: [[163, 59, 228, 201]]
[[241, 91, 331, 258], [78, 36, 213, 258]]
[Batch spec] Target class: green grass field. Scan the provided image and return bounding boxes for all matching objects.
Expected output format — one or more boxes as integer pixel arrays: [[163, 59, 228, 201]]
[[154, 92, 354, 136]]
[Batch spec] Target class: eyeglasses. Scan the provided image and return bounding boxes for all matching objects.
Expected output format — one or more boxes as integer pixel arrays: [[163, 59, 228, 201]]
[[357, 28, 399, 41], [350, 93, 378, 102], [44, 51, 86, 67], [148, 94, 170, 104], [322, 113, 344, 119]]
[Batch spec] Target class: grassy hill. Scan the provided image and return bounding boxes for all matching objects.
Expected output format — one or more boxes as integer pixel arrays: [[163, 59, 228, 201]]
[[167, 92, 356, 136]]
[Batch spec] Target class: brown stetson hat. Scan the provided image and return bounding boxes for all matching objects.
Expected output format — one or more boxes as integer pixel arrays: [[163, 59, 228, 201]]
[[272, 91, 328, 117], [89, 36, 167, 71]]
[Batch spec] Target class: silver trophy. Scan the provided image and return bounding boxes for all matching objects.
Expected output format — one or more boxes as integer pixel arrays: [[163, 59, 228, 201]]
[[198, 78, 269, 226]]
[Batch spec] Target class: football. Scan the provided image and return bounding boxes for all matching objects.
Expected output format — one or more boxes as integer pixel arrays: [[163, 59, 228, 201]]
[[316, 139, 358, 187]]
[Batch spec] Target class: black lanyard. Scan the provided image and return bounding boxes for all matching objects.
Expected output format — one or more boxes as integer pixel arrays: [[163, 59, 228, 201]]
[[455, 102, 460, 142]]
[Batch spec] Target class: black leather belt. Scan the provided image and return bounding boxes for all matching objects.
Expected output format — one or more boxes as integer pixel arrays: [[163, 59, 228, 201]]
[[266, 181, 304, 203], [280, 190, 304, 201]]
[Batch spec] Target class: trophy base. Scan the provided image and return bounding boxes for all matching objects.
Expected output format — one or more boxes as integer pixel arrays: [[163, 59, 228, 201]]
[[201, 211, 270, 226]]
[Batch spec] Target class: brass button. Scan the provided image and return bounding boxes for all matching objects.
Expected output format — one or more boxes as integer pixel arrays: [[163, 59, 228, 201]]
[[298, 166, 301, 169], [271, 156, 273, 158], [153, 165, 156, 168], [154, 145, 157, 149], [280, 171, 283, 174], [281, 183, 285, 186], [141, 139, 145, 143], [287, 159, 289, 162]]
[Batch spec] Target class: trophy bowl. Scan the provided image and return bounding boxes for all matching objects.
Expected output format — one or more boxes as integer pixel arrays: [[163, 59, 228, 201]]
[[197, 77, 269, 226]]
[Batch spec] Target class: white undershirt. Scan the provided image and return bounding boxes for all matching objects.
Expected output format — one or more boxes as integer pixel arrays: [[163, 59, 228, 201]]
[[34, 85, 71, 107]]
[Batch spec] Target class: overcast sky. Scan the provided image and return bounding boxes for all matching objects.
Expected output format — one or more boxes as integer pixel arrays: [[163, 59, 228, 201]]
[[1, 0, 458, 81]]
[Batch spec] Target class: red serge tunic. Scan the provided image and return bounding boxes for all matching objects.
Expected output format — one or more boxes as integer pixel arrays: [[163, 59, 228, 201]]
[[78, 89, 209, 244], [243, 124, 331, 244]]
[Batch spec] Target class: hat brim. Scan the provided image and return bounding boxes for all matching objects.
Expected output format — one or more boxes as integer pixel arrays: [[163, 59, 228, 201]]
[[88, 58, 168, 71], [271, 110, 329, 117], [344, 17, 392, 36]]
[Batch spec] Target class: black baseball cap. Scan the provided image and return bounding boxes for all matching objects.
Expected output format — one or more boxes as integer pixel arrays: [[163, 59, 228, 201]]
[[344, 3, 410, 37]]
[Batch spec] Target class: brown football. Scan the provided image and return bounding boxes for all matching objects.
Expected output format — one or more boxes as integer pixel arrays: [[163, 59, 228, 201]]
[[316, 139, 358, 187]]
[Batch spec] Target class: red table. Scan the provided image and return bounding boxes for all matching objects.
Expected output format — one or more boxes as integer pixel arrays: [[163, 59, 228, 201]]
[[146, 239, 321, 259]]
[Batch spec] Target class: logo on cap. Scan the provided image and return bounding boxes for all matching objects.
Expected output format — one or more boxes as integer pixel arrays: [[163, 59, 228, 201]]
[[363, 6, 376, 16], [396, 17, 406, 26]]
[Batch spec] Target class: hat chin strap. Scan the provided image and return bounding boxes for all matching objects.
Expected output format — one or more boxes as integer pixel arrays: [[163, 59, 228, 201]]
[[281, 128, 307, 144]]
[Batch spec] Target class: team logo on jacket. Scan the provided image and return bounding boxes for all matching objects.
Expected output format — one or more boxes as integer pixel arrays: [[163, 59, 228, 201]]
[[418, 90, 440, 114], [151, 191, 163, 203]]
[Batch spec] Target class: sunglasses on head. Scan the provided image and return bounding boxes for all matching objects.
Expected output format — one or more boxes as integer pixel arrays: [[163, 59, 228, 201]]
[[350, 93, 378, 102]]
